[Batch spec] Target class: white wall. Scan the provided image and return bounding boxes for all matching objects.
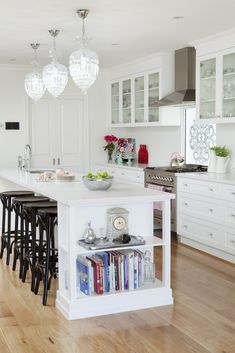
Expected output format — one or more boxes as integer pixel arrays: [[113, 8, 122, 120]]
[[0, 66, 28, 167], [216, 125, 235, 171], [111, 126, 181, 166]]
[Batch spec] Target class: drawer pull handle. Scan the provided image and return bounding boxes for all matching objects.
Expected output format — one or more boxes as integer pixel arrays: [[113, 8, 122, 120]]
[[184, 183, 188, 187], [231, 214, 235, 218], [184, 202, 188, 206], [121, 173, 125, 175], [231, 192, 235, 196], [231, 240, 235, 244], [209, 208, 214, 213], [209, 188, 214, 192], [209, 233, 214, 238], [136, 175, 140, 178], [183, 224, 188, 229]]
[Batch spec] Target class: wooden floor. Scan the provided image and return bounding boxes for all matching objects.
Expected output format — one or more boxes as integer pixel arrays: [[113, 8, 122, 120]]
[[0, 242, 234, 353]]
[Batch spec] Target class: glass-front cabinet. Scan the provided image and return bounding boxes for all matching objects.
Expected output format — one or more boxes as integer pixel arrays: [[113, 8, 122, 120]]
[[110, 70, 160, 126], [197, 49, 235, 123], [148, 72, 159, 122], [223, 52, 235, 119], [199, 58, 216, 119]]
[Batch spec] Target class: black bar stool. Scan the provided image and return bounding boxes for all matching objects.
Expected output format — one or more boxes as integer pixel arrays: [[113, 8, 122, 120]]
[[22, 201, 57, 292], [0, 190, 34, 265], [34, 207, 58, 305], [12, 195, 49, 277]]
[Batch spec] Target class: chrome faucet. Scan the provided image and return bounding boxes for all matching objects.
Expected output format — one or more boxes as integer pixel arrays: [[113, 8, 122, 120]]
[[25, 144, 32, 170]]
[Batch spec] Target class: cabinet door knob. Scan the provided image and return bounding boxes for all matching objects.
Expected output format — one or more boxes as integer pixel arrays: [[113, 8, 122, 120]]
[[231, 239, 235, 244], [184, 183, 188, 187], [183, 224, 188, 229], [209, 188, 214, 192], [184, 202, 188, 206], [209, 208, 214, 213], [231, 192, 235, 196], [209, 233, 213, 238], [231, 214, 235, 218]]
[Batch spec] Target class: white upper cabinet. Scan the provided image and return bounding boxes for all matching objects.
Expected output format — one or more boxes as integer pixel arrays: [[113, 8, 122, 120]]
[[29, 96, 84, 169], [109, 53, 181, 127], [195, 31, 235, 123]]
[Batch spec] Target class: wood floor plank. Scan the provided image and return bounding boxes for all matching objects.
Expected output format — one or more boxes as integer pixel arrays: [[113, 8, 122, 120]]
[[0, 241, 234, 353]]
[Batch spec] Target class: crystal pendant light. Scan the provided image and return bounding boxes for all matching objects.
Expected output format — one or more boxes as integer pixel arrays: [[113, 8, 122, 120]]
[[69, 9, 99, 95], [24, 43, 46, 101], [43, 30, 68, 98]]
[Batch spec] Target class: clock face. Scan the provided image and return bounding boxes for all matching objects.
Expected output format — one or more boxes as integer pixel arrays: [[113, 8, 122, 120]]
[[113, 216, 126, 231]]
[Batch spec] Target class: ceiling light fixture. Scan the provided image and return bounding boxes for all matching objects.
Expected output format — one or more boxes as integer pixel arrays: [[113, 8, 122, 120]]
[[43, 29, 68, 98], [24, 43, 46, 101], [69, 9, 99, 95]]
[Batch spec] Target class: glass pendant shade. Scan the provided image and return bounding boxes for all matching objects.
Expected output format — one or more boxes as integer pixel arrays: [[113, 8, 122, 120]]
[[43, 61, 68, 98], [69, 46, 99, 94], [24, 70, 45, 102]]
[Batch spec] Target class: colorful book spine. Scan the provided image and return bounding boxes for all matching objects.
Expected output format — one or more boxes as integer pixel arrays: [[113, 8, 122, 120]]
[[76, 256, 90, 295]]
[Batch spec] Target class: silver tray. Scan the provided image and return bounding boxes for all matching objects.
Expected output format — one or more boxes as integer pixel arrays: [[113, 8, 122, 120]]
[[78, 235, 145, 250]]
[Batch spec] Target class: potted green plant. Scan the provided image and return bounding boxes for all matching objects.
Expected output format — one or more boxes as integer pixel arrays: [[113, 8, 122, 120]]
[[214, 146, 230, 173]]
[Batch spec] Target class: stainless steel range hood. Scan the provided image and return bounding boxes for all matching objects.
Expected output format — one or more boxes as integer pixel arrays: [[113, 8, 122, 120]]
[[157, 47, 196, 107]]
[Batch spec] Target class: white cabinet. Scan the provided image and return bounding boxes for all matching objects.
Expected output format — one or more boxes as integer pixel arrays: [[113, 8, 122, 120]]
[[196, 48, 235, 123], [29, 96, 84, 169], [177, 176, 235, 263], [95, 163, 144, 185], [110, 70, 181, 127]]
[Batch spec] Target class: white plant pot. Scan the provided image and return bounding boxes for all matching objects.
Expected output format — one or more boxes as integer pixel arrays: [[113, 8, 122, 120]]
[[207, 150, 217, 173], [216, 156, 229, 174]]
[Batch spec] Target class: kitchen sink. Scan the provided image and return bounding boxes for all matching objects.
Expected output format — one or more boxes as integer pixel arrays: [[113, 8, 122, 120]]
[[26, 169, 55, 174]]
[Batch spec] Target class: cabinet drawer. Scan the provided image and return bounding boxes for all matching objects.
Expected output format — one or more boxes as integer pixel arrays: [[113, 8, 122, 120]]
[[225, 206, 235, 226], [179, 216, 220, 248], [222, 186, 235, 202], [116, 169, 144, 184], [178, 178, 221, 199], [180, 196, 224, 221], [224, 232, 235, 255]]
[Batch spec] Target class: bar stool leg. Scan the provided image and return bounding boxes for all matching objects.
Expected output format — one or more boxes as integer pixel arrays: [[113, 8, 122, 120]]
[[12, 204, 19, 271], [22, 218, 30, 283], [19, 205, 25, 279], [30, 209, 37, 292], [6, 197, 12, 265], [43, 216, 50, 305], [0, 197, 6, 258]]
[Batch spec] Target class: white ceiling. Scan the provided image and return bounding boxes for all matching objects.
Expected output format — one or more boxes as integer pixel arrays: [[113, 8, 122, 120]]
[[1, 0, 235, 68]]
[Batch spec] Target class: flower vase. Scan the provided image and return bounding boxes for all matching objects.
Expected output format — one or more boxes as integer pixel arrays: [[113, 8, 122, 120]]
[[108, 151, 113, 163], [216, 156, 230, 174], [207, 149, 217, 173]]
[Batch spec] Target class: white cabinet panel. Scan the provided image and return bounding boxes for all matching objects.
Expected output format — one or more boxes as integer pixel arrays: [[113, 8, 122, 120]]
[[29, 96, 84, 169], [177, 176, 235, 262], [29, 98, 55, 168], [56, 98, 83, 168]]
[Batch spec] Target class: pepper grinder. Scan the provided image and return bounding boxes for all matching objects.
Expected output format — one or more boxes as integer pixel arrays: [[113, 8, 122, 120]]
[[83, 221, 96, 244]]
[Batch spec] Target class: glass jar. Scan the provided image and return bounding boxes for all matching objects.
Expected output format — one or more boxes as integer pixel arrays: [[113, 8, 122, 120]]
[[138, 144, 148, 164], [144, 250, 155, 282]]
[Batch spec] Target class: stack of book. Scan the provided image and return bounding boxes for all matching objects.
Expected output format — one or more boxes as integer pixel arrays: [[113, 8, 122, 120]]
[[76, 250, 147, 296]]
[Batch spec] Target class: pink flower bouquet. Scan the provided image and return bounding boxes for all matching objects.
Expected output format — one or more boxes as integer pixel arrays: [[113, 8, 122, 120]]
[[103, 135, 118, 153]]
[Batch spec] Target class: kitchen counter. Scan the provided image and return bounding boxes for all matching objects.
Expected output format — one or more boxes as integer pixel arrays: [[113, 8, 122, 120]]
[[96, 161, 149, 172], [0, 168, 174, 319], [0, 169, 174, 206], [176, 171, 235, 185]]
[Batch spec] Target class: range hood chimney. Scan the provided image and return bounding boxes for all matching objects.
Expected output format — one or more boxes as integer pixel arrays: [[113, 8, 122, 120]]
[[158, 47, 196, 107]]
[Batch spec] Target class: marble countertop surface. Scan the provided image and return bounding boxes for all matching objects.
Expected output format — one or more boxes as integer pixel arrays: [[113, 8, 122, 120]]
[[176, 171, 235, 185], [0, 168, 174, 207]]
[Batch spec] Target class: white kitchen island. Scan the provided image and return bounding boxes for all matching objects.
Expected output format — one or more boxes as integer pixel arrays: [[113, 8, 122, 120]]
[[0, 169, 174, 320]]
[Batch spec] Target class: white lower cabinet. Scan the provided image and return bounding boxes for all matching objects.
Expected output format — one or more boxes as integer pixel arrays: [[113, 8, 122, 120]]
[[95, 163, 144, 185], [177, 176, 235, 263]]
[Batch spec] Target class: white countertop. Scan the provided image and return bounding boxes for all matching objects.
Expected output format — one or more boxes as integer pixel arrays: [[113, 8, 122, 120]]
[[96, 162, 149, 171], [0, 169, 174, 207], [176, 171, 235, 185]]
